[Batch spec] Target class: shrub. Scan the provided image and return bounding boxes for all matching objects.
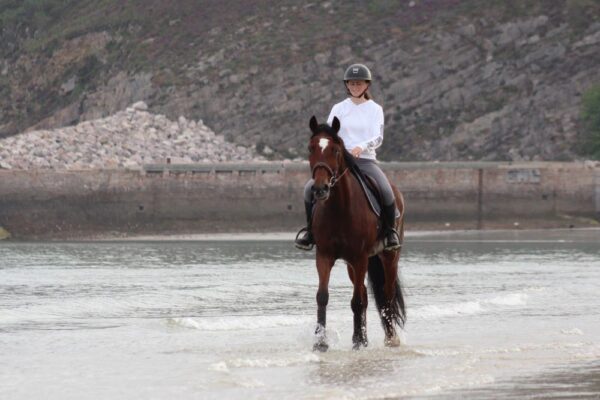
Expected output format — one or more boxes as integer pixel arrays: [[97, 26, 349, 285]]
[[581, 85, 600, 160]]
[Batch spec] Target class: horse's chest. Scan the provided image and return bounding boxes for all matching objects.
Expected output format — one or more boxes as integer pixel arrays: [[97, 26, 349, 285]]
[[314, 222, 373, 255]]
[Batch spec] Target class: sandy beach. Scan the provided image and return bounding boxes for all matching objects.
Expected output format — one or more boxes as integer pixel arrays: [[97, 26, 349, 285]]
[[444, 361, 600, 399]]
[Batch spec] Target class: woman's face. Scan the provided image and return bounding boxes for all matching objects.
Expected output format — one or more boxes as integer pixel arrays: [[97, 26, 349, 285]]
[[346, 80, 369, 98]]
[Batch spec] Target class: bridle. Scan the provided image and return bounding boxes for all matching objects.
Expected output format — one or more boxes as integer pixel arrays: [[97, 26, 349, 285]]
[[311, 161, 348, 188]]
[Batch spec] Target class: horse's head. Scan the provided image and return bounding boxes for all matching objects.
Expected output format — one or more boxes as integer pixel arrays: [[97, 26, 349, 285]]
[[308, 115, 351, 201]]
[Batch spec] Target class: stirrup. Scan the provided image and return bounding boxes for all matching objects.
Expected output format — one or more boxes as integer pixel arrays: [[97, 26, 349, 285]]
[[384, 229, 402, 251], [295, 227, 314, 250]]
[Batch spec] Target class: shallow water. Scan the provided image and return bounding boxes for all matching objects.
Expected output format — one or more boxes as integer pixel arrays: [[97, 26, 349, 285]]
[[1, 229, 599, 399]]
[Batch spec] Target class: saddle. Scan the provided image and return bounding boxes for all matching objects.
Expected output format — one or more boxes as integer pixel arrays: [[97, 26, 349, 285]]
[[309, 164, 400, 220], [349, 164, 400, 219]]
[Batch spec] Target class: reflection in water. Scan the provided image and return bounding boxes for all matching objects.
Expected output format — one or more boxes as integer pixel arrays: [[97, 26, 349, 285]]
[[310, 348, 424, 386]]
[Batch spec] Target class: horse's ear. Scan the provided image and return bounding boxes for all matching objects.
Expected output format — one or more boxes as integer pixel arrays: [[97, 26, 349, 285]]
[[331, 116, 340, 135], [309, 116, 318, 135]]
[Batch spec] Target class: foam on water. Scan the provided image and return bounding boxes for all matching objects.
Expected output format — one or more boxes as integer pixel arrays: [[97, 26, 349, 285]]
[[414, 301, 484, 319], [164, 291, 532, 334], [412, 292, 529, 320], [486, 293, 528, 306], [224, 353, 320, 368], [561, 328, 584, 336], [166, 314, 313, 331]]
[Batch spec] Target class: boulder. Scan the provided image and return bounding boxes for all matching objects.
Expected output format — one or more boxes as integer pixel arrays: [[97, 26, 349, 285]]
[[0, 226, 10, 240]]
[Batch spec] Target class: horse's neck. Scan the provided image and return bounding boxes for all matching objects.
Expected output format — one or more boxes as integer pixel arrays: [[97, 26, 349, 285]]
[[322, 164, 355, 216]]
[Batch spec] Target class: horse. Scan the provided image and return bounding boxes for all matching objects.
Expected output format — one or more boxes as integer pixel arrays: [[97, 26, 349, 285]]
[[306, 115, 406, 351]]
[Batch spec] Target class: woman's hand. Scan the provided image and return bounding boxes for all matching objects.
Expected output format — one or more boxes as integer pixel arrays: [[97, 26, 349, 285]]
[[351, 146, 363, 158]]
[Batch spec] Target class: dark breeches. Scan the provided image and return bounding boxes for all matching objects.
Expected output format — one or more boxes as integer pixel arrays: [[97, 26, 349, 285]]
[[304, 158, 395, 206]]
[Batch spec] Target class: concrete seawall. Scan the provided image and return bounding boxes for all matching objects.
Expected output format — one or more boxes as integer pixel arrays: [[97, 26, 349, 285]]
[[0, 161, 598, 239]]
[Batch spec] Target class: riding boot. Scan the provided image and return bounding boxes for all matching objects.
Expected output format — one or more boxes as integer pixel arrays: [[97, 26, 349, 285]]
[[382, 202, 401, 251], [295, 201, 315, 250]]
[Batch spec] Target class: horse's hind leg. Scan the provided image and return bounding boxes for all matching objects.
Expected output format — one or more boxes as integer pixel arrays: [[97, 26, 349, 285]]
[[350, 258, 369, 350], [314, 252, 334, 352], [379, 252, 405, 347]]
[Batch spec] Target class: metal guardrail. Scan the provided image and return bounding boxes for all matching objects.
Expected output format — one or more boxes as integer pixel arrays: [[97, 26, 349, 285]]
[[143, 161, 595, 174], [143, 162, 299, 174]]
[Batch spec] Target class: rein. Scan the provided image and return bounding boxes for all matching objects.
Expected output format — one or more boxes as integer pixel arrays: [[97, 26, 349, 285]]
[[311, 162, 349, 188]]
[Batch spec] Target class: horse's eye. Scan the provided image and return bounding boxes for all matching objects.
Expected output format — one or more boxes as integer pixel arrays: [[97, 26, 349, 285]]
[[308, 145, 314, 153]]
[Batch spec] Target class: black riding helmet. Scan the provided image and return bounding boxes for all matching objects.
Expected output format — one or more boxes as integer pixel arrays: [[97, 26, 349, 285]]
[[343, 64, 372, 81], [343, 64, 372, 98]]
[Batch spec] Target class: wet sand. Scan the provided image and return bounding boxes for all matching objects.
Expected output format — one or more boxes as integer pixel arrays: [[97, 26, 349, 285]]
[[439, 361, 600, 399]]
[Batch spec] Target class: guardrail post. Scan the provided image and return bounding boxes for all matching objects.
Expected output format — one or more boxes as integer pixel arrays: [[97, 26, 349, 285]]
[[477, 168, 483, 229], [595, 167, 600, 220]]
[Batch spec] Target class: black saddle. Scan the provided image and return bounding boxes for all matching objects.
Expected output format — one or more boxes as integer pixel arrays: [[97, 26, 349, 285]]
[[350, 164, 400, 219]]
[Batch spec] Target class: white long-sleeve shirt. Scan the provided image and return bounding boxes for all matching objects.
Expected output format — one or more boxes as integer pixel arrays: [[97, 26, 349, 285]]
[[327, 98, 384, 160]]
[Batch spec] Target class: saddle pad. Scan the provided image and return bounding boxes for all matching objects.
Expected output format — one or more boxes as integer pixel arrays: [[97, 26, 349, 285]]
[[352, 167, 382, 217]]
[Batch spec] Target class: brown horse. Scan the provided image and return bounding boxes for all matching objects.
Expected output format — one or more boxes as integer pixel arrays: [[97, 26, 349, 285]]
[[307, 116, 406, 351]]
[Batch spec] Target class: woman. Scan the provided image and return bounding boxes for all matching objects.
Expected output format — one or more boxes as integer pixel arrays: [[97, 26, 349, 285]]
[[295, 63, 401, 251]]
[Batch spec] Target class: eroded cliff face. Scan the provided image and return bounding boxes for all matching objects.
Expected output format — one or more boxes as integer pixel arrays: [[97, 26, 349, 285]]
[[1, 1, 599, 161]]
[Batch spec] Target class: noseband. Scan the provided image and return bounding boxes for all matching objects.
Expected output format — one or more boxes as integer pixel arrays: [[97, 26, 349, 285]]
[[311, 162, 348, 188]]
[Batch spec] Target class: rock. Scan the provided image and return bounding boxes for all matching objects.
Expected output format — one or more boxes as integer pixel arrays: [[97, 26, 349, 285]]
[[60, 76, 77, 95], [131, 101, 148, 111], [0, 226, 11, 240], [496, 23, 521, 46], [573, 30, 600, 48], [458, 24, 476, 37], [0, 102, 259, 169], [262, 145, 274, 155], [314, 52, 330, 65]]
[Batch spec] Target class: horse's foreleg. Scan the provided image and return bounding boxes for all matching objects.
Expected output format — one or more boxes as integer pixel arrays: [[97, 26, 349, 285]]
[[314, 252, 334, 352], [350, 259, 369, 350]]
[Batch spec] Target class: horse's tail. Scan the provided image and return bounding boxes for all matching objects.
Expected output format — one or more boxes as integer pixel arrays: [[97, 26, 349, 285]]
[[367, 256, 406, 328]]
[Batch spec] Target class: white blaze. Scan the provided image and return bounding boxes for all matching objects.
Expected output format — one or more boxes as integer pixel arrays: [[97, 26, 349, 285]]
[[318, 138, 329, 152]]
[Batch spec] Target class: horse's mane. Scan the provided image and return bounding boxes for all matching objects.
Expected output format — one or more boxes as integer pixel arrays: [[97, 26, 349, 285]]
[[311, 123, 357, 170]]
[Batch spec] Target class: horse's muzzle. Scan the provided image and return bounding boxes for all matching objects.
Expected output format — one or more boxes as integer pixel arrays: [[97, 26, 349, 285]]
[[313, 184, 330, 201]]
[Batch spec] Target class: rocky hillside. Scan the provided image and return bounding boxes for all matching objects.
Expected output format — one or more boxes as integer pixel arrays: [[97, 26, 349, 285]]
[[1, 0, 600, 162]]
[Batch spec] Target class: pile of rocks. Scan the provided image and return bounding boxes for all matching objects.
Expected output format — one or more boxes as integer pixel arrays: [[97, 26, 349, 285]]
[[0, 101, 263, 170]]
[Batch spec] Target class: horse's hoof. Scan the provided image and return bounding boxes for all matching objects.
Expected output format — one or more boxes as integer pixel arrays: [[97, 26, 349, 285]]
[[313, 342, 329, 352], [384, 335, 401, 347], [352, 340, 368, 350]]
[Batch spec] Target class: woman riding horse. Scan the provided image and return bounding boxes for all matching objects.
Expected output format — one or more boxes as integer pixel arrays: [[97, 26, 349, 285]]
[[295, 63, 401, 251], [302, 115, 406, 350]]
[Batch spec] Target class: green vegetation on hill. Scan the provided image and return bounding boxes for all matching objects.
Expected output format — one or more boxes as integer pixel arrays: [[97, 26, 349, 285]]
[[1, 0, 140, 55], [0, 0, 69, 30], [581, 85, 600, 160]]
